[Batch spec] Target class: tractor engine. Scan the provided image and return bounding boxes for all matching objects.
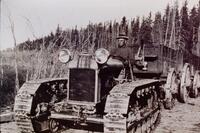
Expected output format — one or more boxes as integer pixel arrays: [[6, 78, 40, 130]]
[[50, 48, 124, 131]]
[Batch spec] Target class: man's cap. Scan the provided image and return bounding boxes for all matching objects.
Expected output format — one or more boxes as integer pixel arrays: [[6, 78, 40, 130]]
[[116, 34, 129, 40]]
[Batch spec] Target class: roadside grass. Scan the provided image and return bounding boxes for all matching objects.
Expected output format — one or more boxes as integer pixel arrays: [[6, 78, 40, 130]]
[[0, 49, 68, 108]]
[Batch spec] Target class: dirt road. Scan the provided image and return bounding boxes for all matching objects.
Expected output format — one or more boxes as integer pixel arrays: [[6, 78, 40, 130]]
[[1, 97, 200, 133], [154, 97, 200, 133]]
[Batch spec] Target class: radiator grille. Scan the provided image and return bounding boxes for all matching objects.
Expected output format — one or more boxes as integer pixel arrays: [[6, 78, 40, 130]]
[[69, 68, 96, 102]]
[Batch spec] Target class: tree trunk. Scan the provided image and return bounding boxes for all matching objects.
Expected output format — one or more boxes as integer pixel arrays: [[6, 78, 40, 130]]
[[9, 16, 19, 94]]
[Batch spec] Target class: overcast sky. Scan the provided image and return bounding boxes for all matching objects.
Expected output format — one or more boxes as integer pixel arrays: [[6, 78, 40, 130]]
[[1, 0, 199, 50]]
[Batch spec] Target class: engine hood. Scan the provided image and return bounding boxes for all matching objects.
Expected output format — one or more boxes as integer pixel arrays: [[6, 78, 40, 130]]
[[106, 57, 124, 69]]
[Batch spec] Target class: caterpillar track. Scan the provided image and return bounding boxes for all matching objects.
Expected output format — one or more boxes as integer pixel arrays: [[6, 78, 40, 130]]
[[104, 79, 162, 133], [14, 78, 68, 133], [14, 82, 39, 133]]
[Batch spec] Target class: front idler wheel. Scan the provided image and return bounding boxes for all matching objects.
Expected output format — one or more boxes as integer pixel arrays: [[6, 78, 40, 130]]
[[49, 119, 60, 133]]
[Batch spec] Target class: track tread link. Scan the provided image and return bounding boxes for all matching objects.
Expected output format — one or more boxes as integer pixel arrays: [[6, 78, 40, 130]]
[[14, 78, 67, 133], [14, 82, 40, 133]]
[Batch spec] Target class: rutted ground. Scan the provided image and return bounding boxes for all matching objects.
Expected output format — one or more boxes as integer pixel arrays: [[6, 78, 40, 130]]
[[1, 97, 200, 133]]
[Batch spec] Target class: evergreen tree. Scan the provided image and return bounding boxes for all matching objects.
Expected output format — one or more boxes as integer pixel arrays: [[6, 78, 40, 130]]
[[175, 3, 180, 49], [131, 17, 140, 46], [163, 4, 170, 41], [55, 24, 61, 37], [180, 1, 191, 51], [112, 21, 119, 48], [152, 12, 163, 45], [106, 22, 112, 49], [139, 14, 153, 46], [190, 7, 199, 46]]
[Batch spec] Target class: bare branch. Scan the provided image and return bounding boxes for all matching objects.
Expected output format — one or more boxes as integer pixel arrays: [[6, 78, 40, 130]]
[[8, 14, 19, 92]]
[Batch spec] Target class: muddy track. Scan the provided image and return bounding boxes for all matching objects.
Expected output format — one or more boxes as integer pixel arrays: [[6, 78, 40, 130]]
[[1, 97, 200, 133]]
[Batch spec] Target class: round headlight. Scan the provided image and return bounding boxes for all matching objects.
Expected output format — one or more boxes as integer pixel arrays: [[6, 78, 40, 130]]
[[95, 48, 110, 64], [58, 49, 71, 63]]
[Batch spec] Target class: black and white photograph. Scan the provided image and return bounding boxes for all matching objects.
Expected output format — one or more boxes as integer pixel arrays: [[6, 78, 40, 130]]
[[1, 0, 200, 132]]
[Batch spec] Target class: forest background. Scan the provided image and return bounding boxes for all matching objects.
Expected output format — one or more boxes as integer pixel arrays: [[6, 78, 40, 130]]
[[1, 1, 200, 109]]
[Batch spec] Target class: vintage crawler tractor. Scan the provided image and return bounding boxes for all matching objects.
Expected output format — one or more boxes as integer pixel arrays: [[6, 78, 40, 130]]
[[13, 18, 200, 133], [13, 47, 163, 133], [13, 48, 200, 133]]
